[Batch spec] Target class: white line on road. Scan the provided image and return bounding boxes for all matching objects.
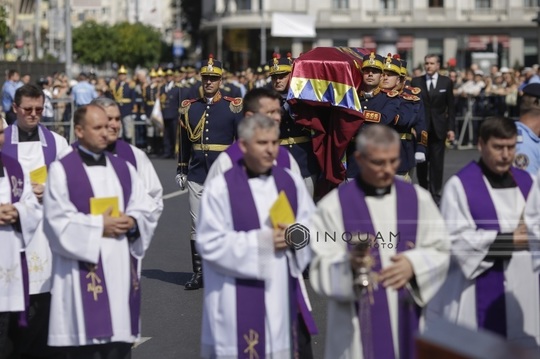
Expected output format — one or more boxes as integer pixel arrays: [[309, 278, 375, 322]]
[[133, 337, 152, 348], [163, 190, 188, 200]]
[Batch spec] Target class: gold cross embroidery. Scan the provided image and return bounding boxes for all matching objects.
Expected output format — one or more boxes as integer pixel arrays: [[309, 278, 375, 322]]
[[86, 268, 103, 301], [243, 329, 260, 359]]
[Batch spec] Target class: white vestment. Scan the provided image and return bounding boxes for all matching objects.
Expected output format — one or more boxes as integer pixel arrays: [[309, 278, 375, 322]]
[[309, 182, 449, 359], [0, 159, 41, 311], [427, 174, 540, 348], [197, 169, 315, 359], [44, 155, 159, 346], [205, 148, 301, 185], [8, 125, 68, 294]]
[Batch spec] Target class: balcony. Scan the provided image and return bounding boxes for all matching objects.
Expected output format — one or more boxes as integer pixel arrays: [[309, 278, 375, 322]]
[[461, 8, 508, 21]]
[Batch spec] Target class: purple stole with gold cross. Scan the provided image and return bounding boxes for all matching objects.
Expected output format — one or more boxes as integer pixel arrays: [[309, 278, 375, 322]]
[[456, 161, 532, 337], [339, 178, 420, 359], [59, 148, 141, 339], [3, 124, 57, 167], [1, 151, 30, 327], [224, 164, 317, 359]]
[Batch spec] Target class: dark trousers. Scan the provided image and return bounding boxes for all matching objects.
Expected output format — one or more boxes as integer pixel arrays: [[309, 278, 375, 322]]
[[162, 118, 178, 157], [56, 343, 131, 359], [417, 134, 446, 206]]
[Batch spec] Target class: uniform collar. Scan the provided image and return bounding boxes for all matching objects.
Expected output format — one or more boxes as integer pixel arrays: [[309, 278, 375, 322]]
[[203, 91, 222, 104]]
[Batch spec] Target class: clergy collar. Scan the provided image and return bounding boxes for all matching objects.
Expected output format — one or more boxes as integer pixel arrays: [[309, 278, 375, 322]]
[[244, 163, 272, 179], [18, 125, 40, 142], [0, 155, 3, 177], [478, 159, 516, 189], [355, 175, 392, 197], [106, 141, 117, 154], [77, 145, 106, 166]]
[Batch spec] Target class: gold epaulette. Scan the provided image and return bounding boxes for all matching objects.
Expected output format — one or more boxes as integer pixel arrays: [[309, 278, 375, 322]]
[[385, 89, 400, 98], [408, 86, 421, 95], [420, 130, 428, 146], [179, 99, 197, 115], [401, 93, 420, 101], [363, 110, 381, 123], [223, 96, 243, 113]]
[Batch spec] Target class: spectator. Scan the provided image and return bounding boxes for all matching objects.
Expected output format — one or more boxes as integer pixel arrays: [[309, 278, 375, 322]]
[[71, 72, 98, 107], [2, 69, 22, 124]]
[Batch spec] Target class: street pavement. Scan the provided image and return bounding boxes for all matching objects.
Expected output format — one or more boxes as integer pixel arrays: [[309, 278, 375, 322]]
[[132, 148, 480, 359]]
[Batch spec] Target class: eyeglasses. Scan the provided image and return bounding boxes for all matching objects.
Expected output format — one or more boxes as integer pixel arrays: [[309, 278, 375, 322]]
[[17, 106, 44, 115]]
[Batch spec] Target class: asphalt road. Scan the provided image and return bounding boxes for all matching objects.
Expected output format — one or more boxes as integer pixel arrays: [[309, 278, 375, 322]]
[[132, 148, 480, 359]]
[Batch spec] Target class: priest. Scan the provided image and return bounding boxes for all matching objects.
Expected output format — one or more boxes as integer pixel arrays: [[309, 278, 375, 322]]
[[428, 116, 540, 349], [197, 113, 318, 358], [309, 124, 449, 359], [43, 105, 159, 357]]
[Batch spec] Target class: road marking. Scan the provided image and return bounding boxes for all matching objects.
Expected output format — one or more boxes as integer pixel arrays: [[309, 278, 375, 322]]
[[133, 337, 152, 348], [162, 190, 188, 200]]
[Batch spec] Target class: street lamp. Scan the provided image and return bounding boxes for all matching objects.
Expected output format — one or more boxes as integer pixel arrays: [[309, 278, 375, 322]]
[[532, 11, 540, 65]]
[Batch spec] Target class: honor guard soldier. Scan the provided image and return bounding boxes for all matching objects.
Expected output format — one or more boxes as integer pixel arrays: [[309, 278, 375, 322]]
[[345, 52, 400, 181], [269, 53, 320, 196], [176, 55, 243, 290], [113, 65, 137, 143], [183, 65, 201, 99]]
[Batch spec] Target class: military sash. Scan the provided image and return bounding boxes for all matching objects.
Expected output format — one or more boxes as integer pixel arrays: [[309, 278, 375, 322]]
[[339, 178, 420, 359], [3, 124, 57, 167], [60, 149, 141, 339], [224, 164, 316, 358], [225, 142, 291, 170], [456, 161, 532, 336], [1, 152, 30, 327]]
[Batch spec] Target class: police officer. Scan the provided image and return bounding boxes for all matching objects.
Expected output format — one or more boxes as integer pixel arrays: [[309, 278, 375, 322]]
[[345, 52, 400, 180], [514, 83, 540, 174], [175, 55, 243, 290], [113, 65, 137, 143], [268, 53, 320, 196]]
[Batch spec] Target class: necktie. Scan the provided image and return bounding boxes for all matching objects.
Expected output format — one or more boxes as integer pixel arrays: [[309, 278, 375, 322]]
[[429, 77, 435, 91]]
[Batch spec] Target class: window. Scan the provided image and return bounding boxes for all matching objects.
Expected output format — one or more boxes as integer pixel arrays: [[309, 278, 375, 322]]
[[380, 0, 396, 9], [524, 0, 540, 7], [332, 0, 349, 9], [429, 0, 444, 7], [333, 39, 348, 47], [237, 0, 251, 11], [475, 0, 491, 8], [428, 39, 443, 60]]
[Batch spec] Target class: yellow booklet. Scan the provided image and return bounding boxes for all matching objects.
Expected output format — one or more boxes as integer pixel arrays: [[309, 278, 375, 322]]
[[90, 197, 120, 218], [269, 191, 296, 228], [29, 166, 47, 184]]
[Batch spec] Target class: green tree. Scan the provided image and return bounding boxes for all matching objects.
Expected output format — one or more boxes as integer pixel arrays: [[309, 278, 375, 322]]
[[0, 6, 9, 43], [110, 22, 162, 69], [73, 21, 114, 65]]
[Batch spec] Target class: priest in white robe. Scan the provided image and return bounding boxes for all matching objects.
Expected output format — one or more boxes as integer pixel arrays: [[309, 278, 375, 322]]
[[0, 118, 42, 357], [3, 84, 69, 357], [310, 124, 449, 359], [197, 114, 318, 359], [427, 116, 540, 350], [43, 105, 159, 357]]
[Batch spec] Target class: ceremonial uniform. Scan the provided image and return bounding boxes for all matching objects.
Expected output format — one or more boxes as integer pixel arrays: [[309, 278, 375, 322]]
[[113, 66, 137, 142], [310, 177, 449, 359], [44, 147, 159, 348], [268, 53, 320, 196], [197, 164, 317, 358], [428, 161, 540, 348], [177, 57, 243, 290]]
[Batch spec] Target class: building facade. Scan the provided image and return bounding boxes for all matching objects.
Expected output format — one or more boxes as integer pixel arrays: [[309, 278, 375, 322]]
[[200, 0, 540, 72]]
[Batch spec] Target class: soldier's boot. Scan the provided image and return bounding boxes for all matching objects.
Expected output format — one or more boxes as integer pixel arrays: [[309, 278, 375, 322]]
[[185, 240, 203, 290]]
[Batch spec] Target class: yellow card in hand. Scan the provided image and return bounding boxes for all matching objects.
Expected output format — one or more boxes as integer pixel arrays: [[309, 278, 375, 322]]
[[29, 166, 47, 184], [269, 191, 296, 229], [90, 197, 120, 218]]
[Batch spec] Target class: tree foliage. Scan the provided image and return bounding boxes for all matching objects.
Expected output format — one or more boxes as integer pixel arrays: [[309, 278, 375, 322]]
[[72, 21, 163, 69], [0, 6, 9, 41]]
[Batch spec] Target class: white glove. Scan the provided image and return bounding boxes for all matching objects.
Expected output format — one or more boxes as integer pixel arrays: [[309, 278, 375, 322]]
[[140, 114, 151, 126], [415, 152, 426, 164], [175, 174, 187, 190]]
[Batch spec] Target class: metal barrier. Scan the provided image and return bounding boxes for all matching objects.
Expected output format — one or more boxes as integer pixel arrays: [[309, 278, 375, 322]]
[[41, 97, 75, 143]]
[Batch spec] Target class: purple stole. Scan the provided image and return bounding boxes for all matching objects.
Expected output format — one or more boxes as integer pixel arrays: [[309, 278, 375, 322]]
[[1, 152, 30, 327], [456, 161, 532, 337], [72, 140, 137, 169], [3, 124, 57, 167], [225, 142, 291, 169], [224, 165, 317, 359], [339, 179, 420, 359], [59, 149, 141, 339]]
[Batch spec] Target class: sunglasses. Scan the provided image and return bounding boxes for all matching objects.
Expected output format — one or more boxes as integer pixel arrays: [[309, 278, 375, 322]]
[[17, 106, 44, 115]]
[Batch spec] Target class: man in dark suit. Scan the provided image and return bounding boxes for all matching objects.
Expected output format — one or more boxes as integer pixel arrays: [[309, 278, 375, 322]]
[[411, 54, 455, 205]]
